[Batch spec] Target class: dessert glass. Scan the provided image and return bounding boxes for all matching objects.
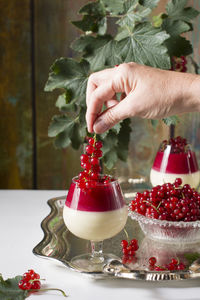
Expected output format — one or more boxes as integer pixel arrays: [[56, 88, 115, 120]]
[[63, 176, 128, 271], [150, 139, 200, 188]]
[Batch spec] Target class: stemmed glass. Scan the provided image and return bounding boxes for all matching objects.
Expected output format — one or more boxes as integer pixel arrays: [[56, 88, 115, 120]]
[[150, 137, 200, 188], [63, 176, 128, 272]]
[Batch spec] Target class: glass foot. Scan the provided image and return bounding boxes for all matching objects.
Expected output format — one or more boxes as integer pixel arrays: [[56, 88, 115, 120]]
[[70, 253, 120, 272]]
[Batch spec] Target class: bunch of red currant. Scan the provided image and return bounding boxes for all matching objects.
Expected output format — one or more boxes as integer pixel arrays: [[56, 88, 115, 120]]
[[120, 238, 139, 264], [148, 257, 186, 271], [77, 136, 112, 190], [18, 269, 67, 296], [171, 56, 187, 73], [130, 178, 200, 222], [160, 136, 188, 153], [18, 269, 41, 290]]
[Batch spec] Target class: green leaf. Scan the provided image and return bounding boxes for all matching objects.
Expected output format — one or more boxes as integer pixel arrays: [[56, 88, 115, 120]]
[[104, 149, 118, 169], [164, 35, 192, 57], [184, 252, 200, 266], [139, 0, 159, 9], [72, 2, 107, 34], [166, 0, 199, 23], [54, 129, 72, 148], [44, 58, 89, 99], [117, 118, 132, 161], [55, 94, 77, 112], [162, 115, 179, 126], [48, 115, 75, 137], [70, 123, 83, 149], [101, 0, 124, 15], [0, 275, 28, 300], [162, 19, 191, 36], [72, 15, 98, 32], [79, 1, 106, 16], [116, 23, 170, 69], [87, 40, 121, 71], [111, 122, 121, 135], [102, 131, 118, 155], [117, 0, 151, 28], [71, 35, 112, 56], [150, 119, 159, 129], [152, 14, 163, 27]]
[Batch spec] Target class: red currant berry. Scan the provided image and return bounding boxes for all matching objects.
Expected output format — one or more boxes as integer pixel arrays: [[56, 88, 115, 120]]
[[95, 141, 103, 149], [93, 149, 102, 158], [80, 154, 89, 163], [120, 240, 128, 248], [85, 145, 94, 155], [90, 157, 99, 165], [31, 280, 41, 290], [148, 257, 157, 266]]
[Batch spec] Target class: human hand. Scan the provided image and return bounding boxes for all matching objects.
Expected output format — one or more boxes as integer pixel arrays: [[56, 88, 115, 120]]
[[86, 62, 198, 133]]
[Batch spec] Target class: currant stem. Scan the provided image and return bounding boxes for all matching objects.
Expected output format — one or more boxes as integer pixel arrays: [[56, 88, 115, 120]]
[[123, 228, 129, 242], [143, 200, 160, 214], [29, 288, 67, 297]]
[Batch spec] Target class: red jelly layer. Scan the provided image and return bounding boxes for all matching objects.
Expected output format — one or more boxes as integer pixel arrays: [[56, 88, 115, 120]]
[[65, 182, 125, 212], [152, 150, 199, 174]]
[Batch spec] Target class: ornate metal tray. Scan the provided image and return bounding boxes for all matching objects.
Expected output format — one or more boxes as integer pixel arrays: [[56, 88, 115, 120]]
[[33, 193, 200, 281]]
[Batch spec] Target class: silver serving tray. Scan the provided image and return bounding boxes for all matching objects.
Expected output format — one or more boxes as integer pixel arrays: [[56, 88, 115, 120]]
[[33, 196, 200, 281]]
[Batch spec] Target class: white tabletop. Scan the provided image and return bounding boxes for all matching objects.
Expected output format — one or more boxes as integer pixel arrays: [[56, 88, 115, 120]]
[[1, 190, 200, 300]]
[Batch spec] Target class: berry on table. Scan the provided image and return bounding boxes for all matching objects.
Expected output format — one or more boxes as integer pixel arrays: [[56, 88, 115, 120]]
[[18, 269, 67, 297]]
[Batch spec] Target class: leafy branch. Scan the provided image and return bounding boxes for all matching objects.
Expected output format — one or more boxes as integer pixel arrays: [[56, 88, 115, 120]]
[[45, 0, 199, 169]]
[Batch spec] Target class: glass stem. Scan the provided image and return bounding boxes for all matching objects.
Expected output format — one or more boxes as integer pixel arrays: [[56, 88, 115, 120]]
[[90, 241, 104, 263]]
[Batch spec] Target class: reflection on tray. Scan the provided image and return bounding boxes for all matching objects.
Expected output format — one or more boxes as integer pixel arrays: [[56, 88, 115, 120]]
[[33, 194, 200, 280]]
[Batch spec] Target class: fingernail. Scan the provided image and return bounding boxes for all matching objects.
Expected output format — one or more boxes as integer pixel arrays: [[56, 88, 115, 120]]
[[94, 118, 109, 133]]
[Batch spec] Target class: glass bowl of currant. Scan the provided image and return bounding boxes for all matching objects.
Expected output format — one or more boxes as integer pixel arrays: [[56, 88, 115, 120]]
[[129, 178, 200, 243], [150, 136, 200, 189], [63, 136, 128, 272]]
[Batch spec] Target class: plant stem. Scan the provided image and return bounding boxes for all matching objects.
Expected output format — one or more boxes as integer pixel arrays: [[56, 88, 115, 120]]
[[30, 288, 67, 297]]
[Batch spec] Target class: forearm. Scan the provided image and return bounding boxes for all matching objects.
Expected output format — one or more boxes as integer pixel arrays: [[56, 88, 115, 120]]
[[170, 71, 200, 114]]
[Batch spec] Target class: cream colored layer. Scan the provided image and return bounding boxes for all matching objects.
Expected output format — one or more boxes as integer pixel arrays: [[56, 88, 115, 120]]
[[63, 206, 128, 241], [150, 169, 200, 188]]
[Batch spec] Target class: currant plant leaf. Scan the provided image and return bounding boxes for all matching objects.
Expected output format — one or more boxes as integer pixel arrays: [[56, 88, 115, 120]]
[[161, 18, 193, 56], [166, 0, 199, 24], [164, 35, 192, 57], [56, 94, 77, 112], [139, 0, 159, 9], [87, 40, 121, 71], [162, 115, 179, 126], [44, 58, 89, 100], [71, 35, 112, 57], [116, 118, 132, 162], [72, 1, 107, 35], [48, 115, 75, 137], [102, 131, 118, 155], [101, 0, 124, 15], [117, 0, 151, 28], [0, 275, 28, 300], [116, 22, 170, 69], [150, 119, 159, 129], [104, 149, 118, 169], [79, 1, 106, 16]]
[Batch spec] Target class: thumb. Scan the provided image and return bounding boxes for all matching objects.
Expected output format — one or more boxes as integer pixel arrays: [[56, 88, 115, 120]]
[[93, 96, 132, 133]]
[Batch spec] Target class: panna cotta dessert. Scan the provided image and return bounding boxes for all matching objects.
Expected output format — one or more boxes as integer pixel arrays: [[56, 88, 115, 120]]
[[63, 135, 127, 243], [150, 136, 200, 188], [63, 177, 127, 241]]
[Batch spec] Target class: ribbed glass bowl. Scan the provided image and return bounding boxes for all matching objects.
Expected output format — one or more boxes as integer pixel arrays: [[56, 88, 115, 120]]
[[128, 209, 200, 244]]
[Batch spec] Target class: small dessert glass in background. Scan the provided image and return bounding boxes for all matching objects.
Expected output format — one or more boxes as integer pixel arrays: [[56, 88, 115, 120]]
[[63, 175, 128, 272], [150, 136, 200, 188]]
